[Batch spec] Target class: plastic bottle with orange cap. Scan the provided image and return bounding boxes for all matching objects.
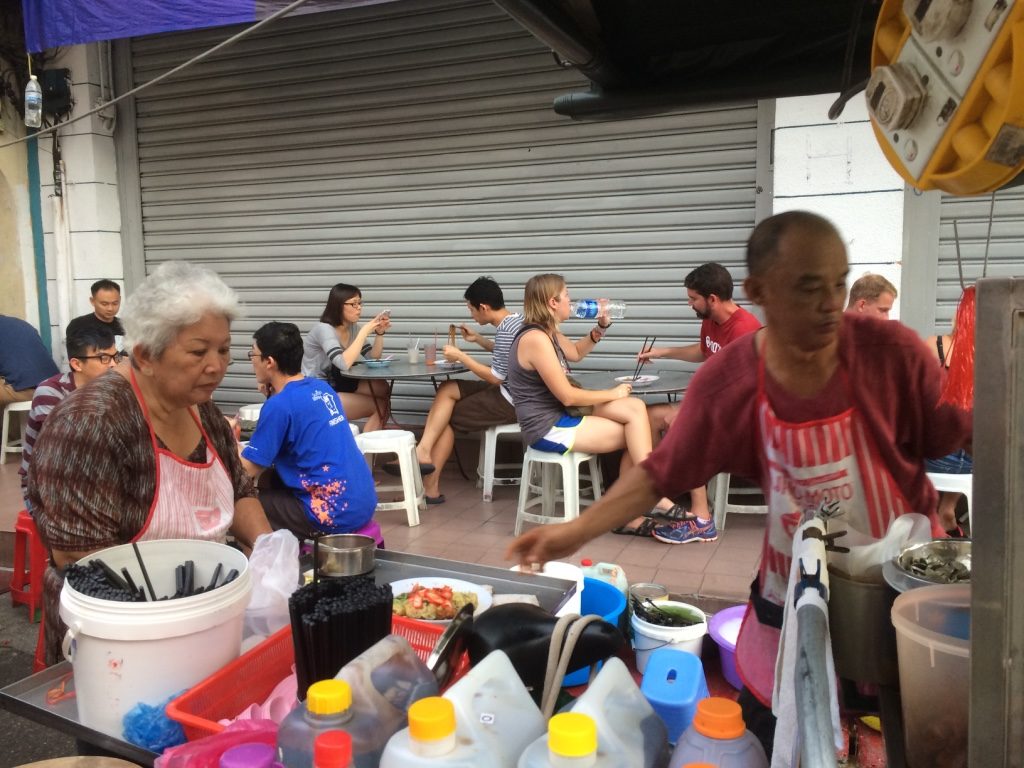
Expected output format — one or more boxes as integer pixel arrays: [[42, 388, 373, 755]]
[[669, 697, 768, 768]]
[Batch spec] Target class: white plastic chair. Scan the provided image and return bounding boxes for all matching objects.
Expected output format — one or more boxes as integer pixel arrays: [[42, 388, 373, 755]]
[[926, 471, 973, 529], [709, 473, 767, 532], [514, 447, 602, 535], [354, 430, 423, 527], [1, 400, 32, 464], [476, 422, 522, 502]]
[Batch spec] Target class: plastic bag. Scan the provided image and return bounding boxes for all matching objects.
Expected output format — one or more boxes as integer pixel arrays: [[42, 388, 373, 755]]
[[827, 512, 933, 582], [245, 529, 300, 639], [155, 719, 278, 768]]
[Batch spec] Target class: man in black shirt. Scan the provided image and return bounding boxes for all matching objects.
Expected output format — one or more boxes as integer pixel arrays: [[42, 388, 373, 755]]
[[66, 279, 125, 344]]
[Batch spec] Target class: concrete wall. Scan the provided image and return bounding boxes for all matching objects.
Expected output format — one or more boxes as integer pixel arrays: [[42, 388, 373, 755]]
[[0, 64, 35, 325], [773, 94, 908, 318], [36, 44, 123, 363]]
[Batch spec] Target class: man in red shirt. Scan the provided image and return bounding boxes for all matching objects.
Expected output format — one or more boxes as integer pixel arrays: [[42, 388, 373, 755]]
[[508, 211, 969, 758], [636, 262, 761, 541]]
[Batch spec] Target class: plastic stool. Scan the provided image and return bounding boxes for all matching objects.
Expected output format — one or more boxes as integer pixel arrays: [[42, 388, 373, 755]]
[[640, 648, 710, 744], [476, 422, 522, 502], [514, 447, 602, 535], [355, 430, 423, 526], [927, 471, 973, 529], [709, 473, 767, 532], [11, 510, 47, 622], [1, 400, 32, 464]]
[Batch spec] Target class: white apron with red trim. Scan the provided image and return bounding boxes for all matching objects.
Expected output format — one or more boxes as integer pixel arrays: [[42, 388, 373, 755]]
[[735, 358, 911, 706], [130, 372, 234, 542]]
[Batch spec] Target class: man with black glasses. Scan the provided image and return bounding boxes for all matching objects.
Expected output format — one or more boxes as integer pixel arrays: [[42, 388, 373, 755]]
[[20, 327, 120, 509]]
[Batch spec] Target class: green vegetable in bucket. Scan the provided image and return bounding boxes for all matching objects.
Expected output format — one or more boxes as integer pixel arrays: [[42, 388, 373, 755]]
[[633, 598, 702, 627]]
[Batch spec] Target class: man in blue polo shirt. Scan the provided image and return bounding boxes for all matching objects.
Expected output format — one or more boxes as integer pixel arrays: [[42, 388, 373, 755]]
[[0, 315, 58, 408], [239, 321, 378, 541]]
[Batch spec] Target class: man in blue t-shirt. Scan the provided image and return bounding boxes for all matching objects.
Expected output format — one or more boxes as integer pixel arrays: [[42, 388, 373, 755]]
[[0, 315, 59, 408], [239, 321, 378, 539]]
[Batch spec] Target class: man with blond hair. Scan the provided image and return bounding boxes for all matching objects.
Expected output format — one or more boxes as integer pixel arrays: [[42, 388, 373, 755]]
[[845, 273, 897, 318]]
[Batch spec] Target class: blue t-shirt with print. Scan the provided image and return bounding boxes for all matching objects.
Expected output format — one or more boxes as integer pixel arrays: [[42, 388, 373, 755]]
[[242, 378, 376, 533]]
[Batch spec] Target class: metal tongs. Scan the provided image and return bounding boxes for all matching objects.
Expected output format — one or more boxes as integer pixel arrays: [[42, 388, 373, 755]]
[[801, 498, 850, 554]]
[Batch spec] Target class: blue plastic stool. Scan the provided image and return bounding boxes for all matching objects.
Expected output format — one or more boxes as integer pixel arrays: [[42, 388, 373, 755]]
[[640, 647, 710, 744]]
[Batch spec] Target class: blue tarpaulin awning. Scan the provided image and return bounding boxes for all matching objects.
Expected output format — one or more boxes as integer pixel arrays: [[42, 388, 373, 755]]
[[21, 0, 392, 53]]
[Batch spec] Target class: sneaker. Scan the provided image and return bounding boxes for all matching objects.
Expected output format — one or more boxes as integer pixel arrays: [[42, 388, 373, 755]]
[[652, 517, 718, 544]]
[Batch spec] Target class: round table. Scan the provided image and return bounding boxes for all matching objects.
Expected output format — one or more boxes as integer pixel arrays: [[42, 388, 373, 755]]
[[342, 360, 470, 426], [569, 369, 691, 401]]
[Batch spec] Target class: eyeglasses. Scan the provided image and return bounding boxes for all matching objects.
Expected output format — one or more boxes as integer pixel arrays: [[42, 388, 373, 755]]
[[343, 300, 363, 308], [246, 350, 268, 361], [78, 352, 124, 365]]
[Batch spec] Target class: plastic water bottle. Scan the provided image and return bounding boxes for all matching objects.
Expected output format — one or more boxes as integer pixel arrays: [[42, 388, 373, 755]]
[[24, 75, 42, 128], [441, 650, 546, 766], [569, 299, 627, 320], [380, 697, 478, 766], [564, 656, 671, 767], [517, 712, 605, 767], [315, 731, 354, 768], [278, 680, 360, 768], [669, 697, 768, 768], [579, 559, 628, 594]]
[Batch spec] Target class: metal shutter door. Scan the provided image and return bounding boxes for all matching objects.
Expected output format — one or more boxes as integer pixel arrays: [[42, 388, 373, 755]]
[[122, 0, 760, 415], [937, 189, 1024, 331]]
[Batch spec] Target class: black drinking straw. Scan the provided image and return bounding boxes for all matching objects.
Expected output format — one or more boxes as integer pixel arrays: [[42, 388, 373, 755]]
[[132, 541, 157, 601], [207, 562, 223, 592]]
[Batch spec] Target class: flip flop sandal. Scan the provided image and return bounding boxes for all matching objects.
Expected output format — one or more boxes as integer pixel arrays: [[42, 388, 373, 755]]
[[646, 504, 696, 523], [611, 518, 657, 537], [425, 494, 446, 505]]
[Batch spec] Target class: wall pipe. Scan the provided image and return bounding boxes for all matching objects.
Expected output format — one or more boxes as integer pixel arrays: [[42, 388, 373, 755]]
[[26, 133, 52, 352]]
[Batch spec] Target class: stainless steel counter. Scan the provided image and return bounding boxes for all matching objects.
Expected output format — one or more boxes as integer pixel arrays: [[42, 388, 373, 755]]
[[0, 550, 576, 764]]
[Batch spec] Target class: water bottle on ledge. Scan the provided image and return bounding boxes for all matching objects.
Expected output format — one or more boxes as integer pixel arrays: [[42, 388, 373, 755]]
[[569, 299, 627, 319]]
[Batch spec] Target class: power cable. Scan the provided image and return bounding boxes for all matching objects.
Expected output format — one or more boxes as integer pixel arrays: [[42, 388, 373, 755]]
[[0, 0, 314, 150]]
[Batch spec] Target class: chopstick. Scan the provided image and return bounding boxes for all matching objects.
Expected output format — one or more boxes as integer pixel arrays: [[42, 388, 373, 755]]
[[630, 336, 656, 382]]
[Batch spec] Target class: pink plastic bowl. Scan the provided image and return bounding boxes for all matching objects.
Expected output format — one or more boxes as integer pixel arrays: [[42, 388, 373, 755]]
[[708, 604, 747, 690]]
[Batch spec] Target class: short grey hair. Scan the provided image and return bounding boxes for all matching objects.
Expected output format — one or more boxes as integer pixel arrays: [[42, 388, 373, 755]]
[[122, 261, 241, 358]]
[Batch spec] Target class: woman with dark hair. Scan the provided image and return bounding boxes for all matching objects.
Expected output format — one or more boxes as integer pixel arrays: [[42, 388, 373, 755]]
[[505, 273, 656, 534], [301, 283, 392, 432]]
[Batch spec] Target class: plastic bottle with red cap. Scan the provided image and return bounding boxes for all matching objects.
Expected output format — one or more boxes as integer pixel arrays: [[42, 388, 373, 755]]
[[669, 697, 768, 768], [315, 731, 353, 768]]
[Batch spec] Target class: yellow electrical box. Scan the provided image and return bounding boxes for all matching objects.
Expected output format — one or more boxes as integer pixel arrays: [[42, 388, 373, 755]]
[[869, 0, 1024, 194]]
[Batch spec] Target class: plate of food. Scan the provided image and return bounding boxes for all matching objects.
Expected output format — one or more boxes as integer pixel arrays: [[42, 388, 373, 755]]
[[615, 374, 660, 387], [364, 359, 392, 369], [390, 577, 492, 621]]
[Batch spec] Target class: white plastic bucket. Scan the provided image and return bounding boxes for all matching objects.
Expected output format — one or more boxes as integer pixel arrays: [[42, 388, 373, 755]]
[[510, 561, 583, 617], [59, 539, 251, 738], [630, 600, 707, 673]]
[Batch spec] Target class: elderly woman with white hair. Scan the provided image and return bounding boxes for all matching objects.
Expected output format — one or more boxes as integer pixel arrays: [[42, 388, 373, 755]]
[[28, 261, 272, 665]]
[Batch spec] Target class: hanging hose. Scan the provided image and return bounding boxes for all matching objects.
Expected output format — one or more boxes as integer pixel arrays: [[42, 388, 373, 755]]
[[540, 613, 603, 719]]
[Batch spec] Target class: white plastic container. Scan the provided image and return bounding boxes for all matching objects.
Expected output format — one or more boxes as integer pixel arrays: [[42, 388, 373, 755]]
[[59, 539, 250, 738], [380, 697, 478, 767], [24, 74, 42, 128], [578, 560, 628, 594], [631, 601, 707, 673], [510, 561, 583, 617], [442, 650, 546, 767], [669, 698, 767, 768], [565, 656, 670, 767]]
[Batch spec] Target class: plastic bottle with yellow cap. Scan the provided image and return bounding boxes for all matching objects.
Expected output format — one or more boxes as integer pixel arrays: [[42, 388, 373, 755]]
[[669, 697, 768, 768], [278, 679, 367, 768], [517, 712, 603, 767], [380, 696, 479, 766]]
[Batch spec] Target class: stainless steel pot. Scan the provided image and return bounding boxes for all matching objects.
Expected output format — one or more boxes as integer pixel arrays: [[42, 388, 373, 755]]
[[315, 534, 376, 578]]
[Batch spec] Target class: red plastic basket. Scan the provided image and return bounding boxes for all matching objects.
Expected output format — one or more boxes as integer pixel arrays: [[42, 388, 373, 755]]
[[167, 615, 466, 741]]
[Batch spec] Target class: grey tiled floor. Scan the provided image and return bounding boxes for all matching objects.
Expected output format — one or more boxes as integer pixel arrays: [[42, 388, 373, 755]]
[[0, 450, 764, 603]]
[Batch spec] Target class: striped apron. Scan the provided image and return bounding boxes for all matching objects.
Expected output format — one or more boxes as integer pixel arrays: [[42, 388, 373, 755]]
[[130, 371, 234, 543], [735, 354, 911, 705]]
